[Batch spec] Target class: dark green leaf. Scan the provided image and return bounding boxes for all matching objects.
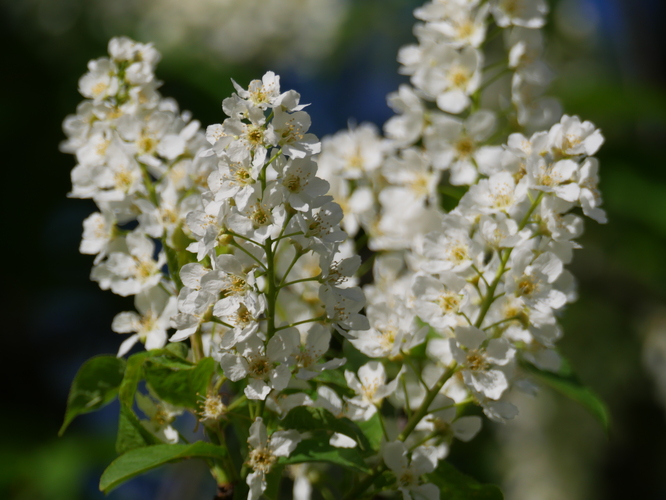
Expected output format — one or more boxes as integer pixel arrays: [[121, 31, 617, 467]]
[[279, 435, 369, 473], [356, 413, 383, 451], [144, 357, 215, 409], [164, 342, 189, 360], [522, 359, 611, 432], [116, 405, 160, 454], [264, 465, 285, 500], [100, 442, 227, 493], [426, 461, 503, 500], [59, 355, 126, 436], [119, 351, 154, 408], [282, 407, 374, 454], [313, 369, 349, 390]]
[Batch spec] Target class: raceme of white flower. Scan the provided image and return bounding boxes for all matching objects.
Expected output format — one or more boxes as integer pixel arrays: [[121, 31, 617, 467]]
[[314, 0, 606, 495], [61, 0, 608, 498]]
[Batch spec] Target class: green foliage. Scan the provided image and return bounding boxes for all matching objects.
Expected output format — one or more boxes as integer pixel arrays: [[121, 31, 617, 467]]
[[99, 442, 228, 493], [115, 405, 160, 454], [59, 355, 126, 436], [313, 368, 350, 393], [282, 406, 374, 454], [426, 461, 504, 500], [279, 435, 370, 473], [522, 359, 611, 432], [356, 413, 384, 451], [144, 356, 216, 409], [263, 464, 285, 500], [119, 351, 155, 408]]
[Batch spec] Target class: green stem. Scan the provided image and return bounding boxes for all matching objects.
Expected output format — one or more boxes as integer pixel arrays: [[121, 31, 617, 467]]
[[226, 231, 263, 248], [191, 328, 205, 362], [341, 465, 387, 500], [278, 276, 320, 289], [230, 240, 267, 270], [278, 249, 303, 287], [398, 364, 458, 442], [275, 315, 327, 331], [408, 431, 440, 451], [478, 67, 510, 93], [474, 191, 544, 329], [376, 405, 390, 441], [227, 395, 247, 412]]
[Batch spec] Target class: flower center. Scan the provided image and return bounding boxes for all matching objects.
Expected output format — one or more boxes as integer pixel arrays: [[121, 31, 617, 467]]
[[249, 447, 277, 473]]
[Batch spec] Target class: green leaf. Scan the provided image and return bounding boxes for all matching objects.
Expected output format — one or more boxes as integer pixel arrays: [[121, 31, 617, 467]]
[[59, 355, 126, 436], [119, 351, 154, 408], [282, 407, 374, 454], [426, 461, 503, 500], [115, 405, 160, 454], [100, 442, 228, 493], [263, 465, 285, 500], [313, 368, 349, 390], [521, 359, 611, 432], [164, 342, 189, 360], [279, 435, 369, 473], [356, 413, 384, 451], [144, 357, 215, 409]]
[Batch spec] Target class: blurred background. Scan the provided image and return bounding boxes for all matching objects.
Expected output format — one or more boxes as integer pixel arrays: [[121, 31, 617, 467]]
[[1, 0, 665, 498]]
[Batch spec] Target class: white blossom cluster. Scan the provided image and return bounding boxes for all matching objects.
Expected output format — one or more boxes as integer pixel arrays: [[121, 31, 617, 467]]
[[62, 36, 217, 356], [64, 38, 374, 500], [316, 0, 606, 495], [63, 0, 607, 495]]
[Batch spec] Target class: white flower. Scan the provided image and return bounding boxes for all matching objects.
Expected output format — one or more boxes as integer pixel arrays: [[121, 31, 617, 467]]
[[450, 325, 515, 400], [318, 123, 388, 179], [412, 273, 470, 330], [423, 3, 490, 48], [78, 58, 119, 102], [213, 293, 267, 348], [416, 215, 483, 274], [424, 110, 499, 185], [383, 441, 439, 500], [246, 417, 301, 500], [548, 115, 604, 157], [382, 148, 439, 205], [349, 302, 428, 359], [80, 209, 116, 264], [275, 157, 330, 212], [219, 333, 297, 400], [385, 85, 425, 147], [266, 109, 321, 159], [207, 153, 264, 211], [526, 157, 580, 202], [112, 286, 177, 356], [504, 249, 567, 312], [491, 0, 549, 29], [287, 324, 346, 380], [577, 157, 607, 223], [416, 394, 483, 443], [345, 361, 399, 420], [135, 389, 183, 444], [232, 71, 282, 110], [319, 285, 369, 334], [91, 231, 165, 297], [400, 41, 482, 113], [458, 171, 528, 215]]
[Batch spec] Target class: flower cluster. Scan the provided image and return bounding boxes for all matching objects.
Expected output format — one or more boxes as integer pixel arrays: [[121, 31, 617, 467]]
[[64, 37, 372, 500], [62, 0, 607, 497], [316, 0, 606, 493], [62, 37, 217, 355]]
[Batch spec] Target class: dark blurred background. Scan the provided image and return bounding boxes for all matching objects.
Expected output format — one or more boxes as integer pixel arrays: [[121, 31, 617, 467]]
[[1, 0, 665, 498]]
